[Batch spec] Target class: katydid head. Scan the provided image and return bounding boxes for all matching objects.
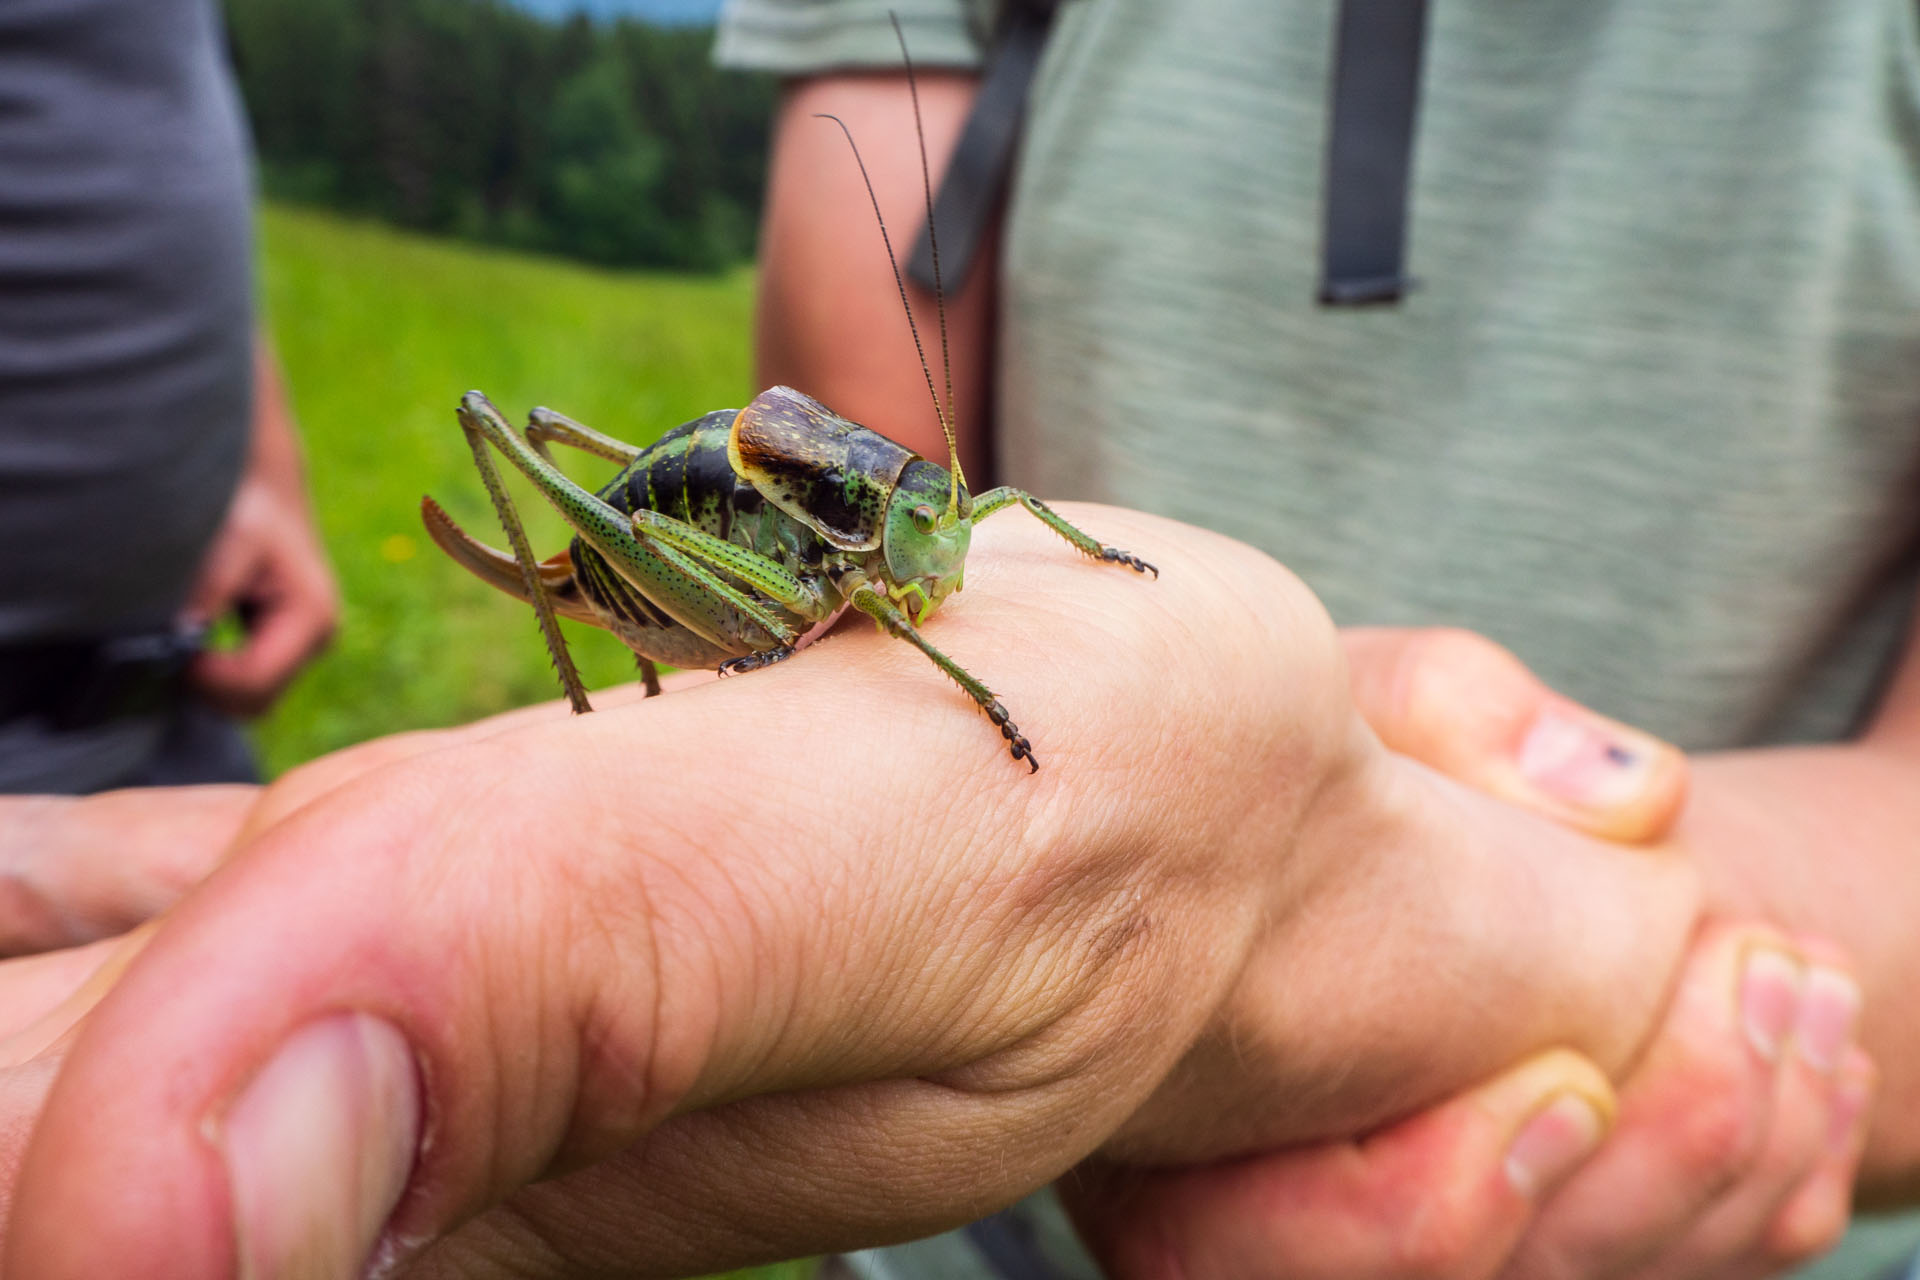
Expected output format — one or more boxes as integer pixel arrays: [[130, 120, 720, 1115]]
[[883, 459, 972, 621]]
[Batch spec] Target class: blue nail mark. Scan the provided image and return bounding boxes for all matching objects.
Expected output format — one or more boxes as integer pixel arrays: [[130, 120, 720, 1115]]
[[1605, 743, 1637, 767]]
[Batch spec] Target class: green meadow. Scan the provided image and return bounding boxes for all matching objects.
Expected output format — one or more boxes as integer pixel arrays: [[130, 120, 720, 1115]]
[[253, 203, 761, 774], [255, 207, 816, 1280]]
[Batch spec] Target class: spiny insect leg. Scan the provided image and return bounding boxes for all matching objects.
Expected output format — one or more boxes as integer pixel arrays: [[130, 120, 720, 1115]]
[[526, 406, 644, 467], [453, 401, 592, 714], [850, 583, 1038, 772], [970, 487, 1159, 578], [637, 656, 663, 698]]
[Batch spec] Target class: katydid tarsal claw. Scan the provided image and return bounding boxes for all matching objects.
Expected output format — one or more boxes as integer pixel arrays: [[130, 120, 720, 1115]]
[[421, 19, 1155, 770]]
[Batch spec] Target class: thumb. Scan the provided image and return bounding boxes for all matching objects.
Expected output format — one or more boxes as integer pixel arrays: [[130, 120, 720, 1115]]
[[1066, 1050, 1616, 1280], [1341, 627, 1688, 843]]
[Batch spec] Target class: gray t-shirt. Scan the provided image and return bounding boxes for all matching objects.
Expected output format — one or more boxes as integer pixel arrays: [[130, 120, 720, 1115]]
[[0, 0, 255, 791], [722, 0, 1920, 751], [0, 0, 253, 641], [721, 0, 1920, 1274]]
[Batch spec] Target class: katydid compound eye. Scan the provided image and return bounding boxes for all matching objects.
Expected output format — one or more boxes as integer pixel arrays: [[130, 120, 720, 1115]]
[[912, 504, 936, 534]]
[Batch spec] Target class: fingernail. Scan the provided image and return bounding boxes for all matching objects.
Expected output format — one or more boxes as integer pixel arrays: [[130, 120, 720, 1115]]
[[1516, 705, 1671, 813], [1796, 967, 1860, 1074], [1740, 946, 1806, 1063], [215, 1013, 421, 1280], [1505, 1091, 1608, 1197]]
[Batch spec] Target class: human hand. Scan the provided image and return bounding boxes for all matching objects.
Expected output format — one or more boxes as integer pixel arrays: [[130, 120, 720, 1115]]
[[1066, 629, 1875, 1280], [0, 784, 268, 1239], [9, 505, 1699, 1277], [183, 342, 339, 718], [1069, 923, 1874, 1280], [0, 695, 669, 1239], [0, 787, 255, 957]]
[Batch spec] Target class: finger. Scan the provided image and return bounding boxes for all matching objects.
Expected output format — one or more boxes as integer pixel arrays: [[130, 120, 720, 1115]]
[[0, 788, 256, 955], [1638, 947, 1861, 1280], [0, 927, 153, 1068], [0, 939, 122, 1041], [1065, 1051, 1614, 1280], [0, 1054, 64, 1241], [1342, 627, 1688, 843], [181, 509, 256, 627], [1501, 923, 1806, 1279], [1765, 1047, 1876, 1265], [189, 558, 337, 717]]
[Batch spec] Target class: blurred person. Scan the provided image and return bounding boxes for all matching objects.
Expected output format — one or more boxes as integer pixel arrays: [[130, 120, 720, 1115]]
[[722, 0, 1920, 1277], [0, 0, 336, 795]]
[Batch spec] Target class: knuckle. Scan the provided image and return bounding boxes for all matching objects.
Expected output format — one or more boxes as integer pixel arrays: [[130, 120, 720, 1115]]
[[1388, 628, 1533, 752], [1390, 629, 1484, 732]]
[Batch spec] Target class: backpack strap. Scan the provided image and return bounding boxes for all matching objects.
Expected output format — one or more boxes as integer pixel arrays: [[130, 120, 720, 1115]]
[[1317, 0, 1432, 305], [906, 0, 1059, 294], [911, 0, 1434, 308]]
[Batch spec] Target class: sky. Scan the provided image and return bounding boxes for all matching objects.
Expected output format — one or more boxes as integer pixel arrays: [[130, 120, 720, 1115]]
[[504, 0, 724, 24]]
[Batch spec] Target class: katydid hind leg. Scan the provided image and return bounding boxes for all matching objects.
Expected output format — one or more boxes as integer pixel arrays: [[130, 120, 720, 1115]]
[[420, 496, 601, 626], [850, 583, 1038, 771], [971, 487, 1158, 578]]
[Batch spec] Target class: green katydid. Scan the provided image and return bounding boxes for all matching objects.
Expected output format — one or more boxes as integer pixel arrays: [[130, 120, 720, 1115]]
[[421, 26, 1154, 771]]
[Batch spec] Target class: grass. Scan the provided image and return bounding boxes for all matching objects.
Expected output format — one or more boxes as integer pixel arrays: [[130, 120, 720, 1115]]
[[256, 207, 820, 1279], [253, 202, 760, 773]]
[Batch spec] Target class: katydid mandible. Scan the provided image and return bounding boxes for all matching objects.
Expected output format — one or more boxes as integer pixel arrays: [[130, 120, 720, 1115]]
[[420, 29, 1155, 771]]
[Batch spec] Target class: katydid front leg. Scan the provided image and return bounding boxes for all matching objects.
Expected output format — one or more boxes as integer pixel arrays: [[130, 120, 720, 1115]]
[[848, 579, 1038, 772], [456, 397, 594, 713], [971, 488, 1159, 578], [526, 406, 645, 468]]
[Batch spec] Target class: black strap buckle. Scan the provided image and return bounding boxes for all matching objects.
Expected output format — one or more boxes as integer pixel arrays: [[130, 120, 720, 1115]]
[[0, 624, 204, 730]]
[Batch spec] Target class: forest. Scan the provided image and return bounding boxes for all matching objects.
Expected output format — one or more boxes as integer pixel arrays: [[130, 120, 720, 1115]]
[[224, 0, 776, 271]]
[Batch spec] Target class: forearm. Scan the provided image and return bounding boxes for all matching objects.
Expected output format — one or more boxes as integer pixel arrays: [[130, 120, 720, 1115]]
[[1683, 738, 1920, 1196]]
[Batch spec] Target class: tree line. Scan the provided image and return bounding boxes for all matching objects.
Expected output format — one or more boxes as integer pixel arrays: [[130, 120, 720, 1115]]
[[224, 0, 776, 271]]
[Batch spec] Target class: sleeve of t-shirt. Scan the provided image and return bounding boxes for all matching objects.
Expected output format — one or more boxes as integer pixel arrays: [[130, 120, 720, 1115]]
[[714, 0, 990, 74]]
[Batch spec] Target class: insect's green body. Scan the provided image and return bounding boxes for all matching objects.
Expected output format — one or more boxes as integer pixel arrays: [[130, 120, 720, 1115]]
[[423, 384, 1153, 769], [562, 388, 968, 671], [568, 405, 854, 672]]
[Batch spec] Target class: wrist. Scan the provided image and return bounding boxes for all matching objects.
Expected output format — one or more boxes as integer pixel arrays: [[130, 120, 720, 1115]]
[[1325, 750, 1701, 1087], [1110, 733, 1701, 1163]]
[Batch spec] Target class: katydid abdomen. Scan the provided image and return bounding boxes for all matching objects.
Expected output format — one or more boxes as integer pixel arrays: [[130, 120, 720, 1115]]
[[569, 408, 846, 670]]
